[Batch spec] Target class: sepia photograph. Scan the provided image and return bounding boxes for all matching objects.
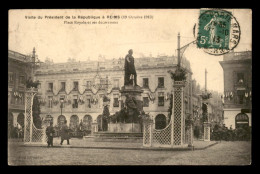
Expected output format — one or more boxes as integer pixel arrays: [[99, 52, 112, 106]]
[[8, 9, 252, 165]]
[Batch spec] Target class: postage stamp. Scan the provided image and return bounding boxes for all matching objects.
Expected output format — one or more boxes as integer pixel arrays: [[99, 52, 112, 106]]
[[197, 9, 241, 55]]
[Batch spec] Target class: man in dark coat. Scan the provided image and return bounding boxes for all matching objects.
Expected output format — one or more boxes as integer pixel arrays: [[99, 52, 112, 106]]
[[46, 122, 55, 147], [60, 120, 70, 145], [124, 49, 137, 86]]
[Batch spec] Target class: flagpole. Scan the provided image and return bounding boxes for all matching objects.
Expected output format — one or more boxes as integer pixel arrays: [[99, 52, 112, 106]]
[[178, 33, 181, 68], [205, 69, 207, 93]]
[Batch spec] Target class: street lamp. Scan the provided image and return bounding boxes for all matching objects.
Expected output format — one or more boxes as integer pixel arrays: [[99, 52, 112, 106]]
[[60, 99, 64, 116]]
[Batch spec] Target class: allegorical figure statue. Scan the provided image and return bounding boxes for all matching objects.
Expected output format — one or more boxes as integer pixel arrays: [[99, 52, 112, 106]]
[[125, 94, 137, 110], [204, 12, 224, 46], [124, 49, 137, 86]]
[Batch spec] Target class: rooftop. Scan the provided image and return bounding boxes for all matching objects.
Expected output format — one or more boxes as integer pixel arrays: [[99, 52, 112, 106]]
[[35, 56, 192, 75], [223, 51, 252, 62], [8, 50, 33, 63]]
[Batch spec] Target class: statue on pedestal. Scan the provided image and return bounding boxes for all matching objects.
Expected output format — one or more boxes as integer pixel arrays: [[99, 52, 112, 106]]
[[124, 49, 137, 86]]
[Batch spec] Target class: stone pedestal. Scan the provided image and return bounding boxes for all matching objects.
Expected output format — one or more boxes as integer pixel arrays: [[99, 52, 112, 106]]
[[204, 122, 211, 141], [105, 85, 144, 133], [91, 122, 98, 135], [108, 123, 141, 132], [187, 125, 193, 147], [120, 85, 143, 110]]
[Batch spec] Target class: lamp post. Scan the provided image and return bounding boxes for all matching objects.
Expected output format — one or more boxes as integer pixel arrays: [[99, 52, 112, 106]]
[[199, 69, 211, 141], [60, 99, 64, 116]]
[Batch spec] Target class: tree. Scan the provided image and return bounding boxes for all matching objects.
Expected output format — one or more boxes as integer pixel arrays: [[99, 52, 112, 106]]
[[194, 125, 200, 140], [102, 105, 110, 131], [169, 67, 187, 81], [32, 95, 42, 129]]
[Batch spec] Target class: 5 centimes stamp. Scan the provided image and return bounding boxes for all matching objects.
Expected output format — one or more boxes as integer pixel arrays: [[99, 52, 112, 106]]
[[197, 9, 241, 55]]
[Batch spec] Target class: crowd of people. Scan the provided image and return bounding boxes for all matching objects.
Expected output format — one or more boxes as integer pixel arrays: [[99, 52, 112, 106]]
[[210, 124, 251, 141], [193, 124, 251, 141], [8, 123, 23, 140]]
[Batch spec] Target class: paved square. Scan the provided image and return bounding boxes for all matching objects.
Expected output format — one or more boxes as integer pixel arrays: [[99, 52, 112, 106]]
[[8, 139, 251, 165]]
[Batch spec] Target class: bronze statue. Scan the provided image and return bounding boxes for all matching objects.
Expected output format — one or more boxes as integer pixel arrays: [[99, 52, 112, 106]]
[[124, 49, 137, 86], [125, 94, 137, 109]]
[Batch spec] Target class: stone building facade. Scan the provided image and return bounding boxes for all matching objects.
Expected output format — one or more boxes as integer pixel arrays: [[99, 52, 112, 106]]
[[192, 79, 223, 138], [219, 51, 252, 129], [8, 49, 36, 129], [34, 55, 193, 132]]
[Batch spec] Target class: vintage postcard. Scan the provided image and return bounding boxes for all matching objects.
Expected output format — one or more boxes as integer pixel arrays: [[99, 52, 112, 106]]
[[8, 9, 252, 165]]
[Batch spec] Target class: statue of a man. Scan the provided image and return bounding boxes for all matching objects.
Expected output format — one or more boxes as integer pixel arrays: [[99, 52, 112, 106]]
[[124, 49, 137, 86]]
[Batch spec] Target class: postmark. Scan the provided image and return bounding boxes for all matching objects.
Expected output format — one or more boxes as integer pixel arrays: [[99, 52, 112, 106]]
[[196, 9, 241, 55]]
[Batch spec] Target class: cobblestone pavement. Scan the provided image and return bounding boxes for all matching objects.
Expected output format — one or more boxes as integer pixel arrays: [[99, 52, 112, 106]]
[[8, 140, 251, 165], [15, 137, 216, 149]]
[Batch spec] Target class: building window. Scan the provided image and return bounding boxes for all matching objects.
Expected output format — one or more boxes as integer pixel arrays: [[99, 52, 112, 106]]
[[48, 96, 53, 108], [143, 97, 149, 107], [158, 92, 164, 106], [158, 77, 164, 88], [60, 82, 66, 91], [235, 113, 249, 129], [86, 81, 92, 89], [8, 72, 14, 84], [58, 115, 66, 128], [72, 95, 78, 108], [155, 114, 167, 129], [11, 92, 15, 104], [113, 96, 119, 107], [143, 78, 149, 88], [237, 73, 244, 84], [86, 95, 91, 108], [113, 79, 119, 89], [100, 79, 106, 89], [73, 81, 78, 91], [83, 115, 92, 131], [237, 90, 244, 104], [69, 115, 79, 131], [99, 94, 104, 108], [48, 83, 53, 92], [20, 92, 24, 105], [19, 75, 25, 85], [238, 95, 244, 104]]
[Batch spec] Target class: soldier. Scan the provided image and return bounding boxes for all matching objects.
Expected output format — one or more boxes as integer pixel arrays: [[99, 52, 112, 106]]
[[46, 122, 55, 147]]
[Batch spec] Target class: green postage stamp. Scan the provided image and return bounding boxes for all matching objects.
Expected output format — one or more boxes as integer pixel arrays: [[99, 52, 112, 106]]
[[197, 9, 240, 55]]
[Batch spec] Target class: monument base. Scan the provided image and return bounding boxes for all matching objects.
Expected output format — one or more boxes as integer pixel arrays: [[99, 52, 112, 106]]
[[120, 85, 144, 113], [108, 123, 141, 133]]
